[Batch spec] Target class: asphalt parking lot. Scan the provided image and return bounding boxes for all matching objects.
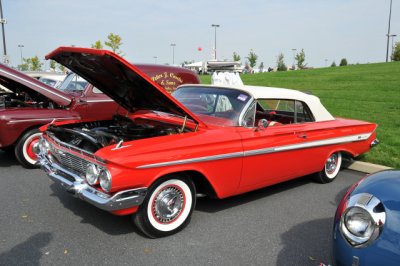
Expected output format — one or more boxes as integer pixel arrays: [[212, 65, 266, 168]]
[[0, 150, 364, 266]]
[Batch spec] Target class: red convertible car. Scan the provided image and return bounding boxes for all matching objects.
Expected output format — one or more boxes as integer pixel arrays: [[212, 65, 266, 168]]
[[0, 58, 199, 168], [37, 47, 378, 238]]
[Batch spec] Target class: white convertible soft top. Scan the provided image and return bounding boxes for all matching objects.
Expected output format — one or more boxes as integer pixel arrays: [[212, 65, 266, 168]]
[[180, 84, 335, 122]]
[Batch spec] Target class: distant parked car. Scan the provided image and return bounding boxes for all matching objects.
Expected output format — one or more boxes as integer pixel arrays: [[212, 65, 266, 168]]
[[0, 60, 199, 168], [333, 170, 400, 266], [24, 71, 66, 88]]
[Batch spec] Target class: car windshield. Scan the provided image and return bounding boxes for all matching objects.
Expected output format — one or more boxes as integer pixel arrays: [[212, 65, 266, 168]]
[[173, 86, 252, 126], [58, 73, 88, 92], [39, 78, 58, 87]]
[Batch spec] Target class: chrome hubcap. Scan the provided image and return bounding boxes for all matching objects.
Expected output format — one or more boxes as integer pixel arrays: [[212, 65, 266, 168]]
[[326, 154, 338, 174], [152, 186, 184, 223]]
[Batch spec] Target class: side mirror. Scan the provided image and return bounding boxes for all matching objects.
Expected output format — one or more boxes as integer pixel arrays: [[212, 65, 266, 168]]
[[257, 119, 269, 131]]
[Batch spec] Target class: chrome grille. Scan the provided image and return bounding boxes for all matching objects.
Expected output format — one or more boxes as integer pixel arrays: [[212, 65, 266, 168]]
[[46, 138, 91, 175], [52, 149, 89, 175]]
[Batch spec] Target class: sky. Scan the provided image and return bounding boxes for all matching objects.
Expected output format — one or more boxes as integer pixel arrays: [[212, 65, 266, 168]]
[[2, 0, 400, 69]]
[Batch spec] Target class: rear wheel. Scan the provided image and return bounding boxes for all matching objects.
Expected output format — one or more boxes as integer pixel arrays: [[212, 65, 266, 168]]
[[314, 152, 342, 183], [15, 128, 41, 169], [134, 176, 196, 238]]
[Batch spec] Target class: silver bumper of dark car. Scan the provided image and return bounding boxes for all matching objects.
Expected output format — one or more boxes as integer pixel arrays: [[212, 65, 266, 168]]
[[38, 153, 147, 212]]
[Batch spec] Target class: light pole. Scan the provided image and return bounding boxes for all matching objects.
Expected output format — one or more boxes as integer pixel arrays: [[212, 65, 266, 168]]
[[386, 0, 393, 62], [170, 43, 176, 65], [291, 48, 296, 69], [211, 24, 220, 60], [0, 0, 8, 65], [153, 56, 157, 64], [387, 34, 397, 61], [325, 59, 328, 67], [18, 44, 24, 67]]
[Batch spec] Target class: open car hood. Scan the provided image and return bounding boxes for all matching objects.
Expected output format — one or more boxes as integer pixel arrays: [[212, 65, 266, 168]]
[[46, 47, 205, 127], [0, 63, 72, 106]]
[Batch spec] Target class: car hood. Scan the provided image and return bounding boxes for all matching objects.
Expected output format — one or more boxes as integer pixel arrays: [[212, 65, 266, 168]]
[[0, 63, 72, 106], [45, 47, 205, 127]]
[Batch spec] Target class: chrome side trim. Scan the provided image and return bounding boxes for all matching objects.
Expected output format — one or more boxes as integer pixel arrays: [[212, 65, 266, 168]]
[[85, 99, 114, 103], [0, 69, 71, 102], [8, 117, 78, 124], [244, 133, 372, 157], [137, 132, 373, 169], [137, 151, 244, 169]]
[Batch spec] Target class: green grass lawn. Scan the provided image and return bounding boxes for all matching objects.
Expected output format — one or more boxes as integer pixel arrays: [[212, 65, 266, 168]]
[[200, 62, 400, 168]]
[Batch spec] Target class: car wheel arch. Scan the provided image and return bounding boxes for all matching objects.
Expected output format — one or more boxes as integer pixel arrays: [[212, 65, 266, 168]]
[[149, 170, 218, 199], [14, 125, 43, 145]]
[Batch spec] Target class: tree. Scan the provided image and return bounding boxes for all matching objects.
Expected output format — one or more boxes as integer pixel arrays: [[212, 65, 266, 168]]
[[247, 49, 258, 68], [276, 53, 287, 71], [331, 61, 336, 67], [233, 52, 241, 62], [91, 40, 103, 49], [295, 48, 306, 69], [259, 62, 264, 72], [392, 41, 400, 61], [104, 33, 123, 55], [19, 56, 43, 71], [339, 58, 348, 66], [18, 59, 29, 71], [30, 56, 43, 71], [50, 60, 56, 71], [58, 64, 66, 73]]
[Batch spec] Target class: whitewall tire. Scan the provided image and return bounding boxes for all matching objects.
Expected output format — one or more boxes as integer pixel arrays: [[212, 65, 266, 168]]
[[315, 152, 342, 183], [134, 176, 196, 238], [15, 128, 41, 168]]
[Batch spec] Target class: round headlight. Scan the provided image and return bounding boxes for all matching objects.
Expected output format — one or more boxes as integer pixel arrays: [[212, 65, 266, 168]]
[[340, 193, 386, 248], [86, 164, 100, 185], [99, 169, 112, 192], [344, 206, 374, 239]]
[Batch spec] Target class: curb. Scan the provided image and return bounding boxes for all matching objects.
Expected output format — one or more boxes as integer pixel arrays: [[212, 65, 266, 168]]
[[347, 161, 393, 174]]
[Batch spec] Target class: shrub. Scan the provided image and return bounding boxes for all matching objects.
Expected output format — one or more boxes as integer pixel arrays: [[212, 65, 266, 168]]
[[339, 58, 348, 66]]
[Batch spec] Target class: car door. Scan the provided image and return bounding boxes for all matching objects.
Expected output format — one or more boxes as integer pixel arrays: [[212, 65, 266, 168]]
[[237, 99, 316, 192]]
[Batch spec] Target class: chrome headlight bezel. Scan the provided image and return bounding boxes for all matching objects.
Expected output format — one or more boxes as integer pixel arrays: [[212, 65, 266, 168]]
[[86, 164, 100, 185], [340, 193, 386, 248], [38, 137, 51, 154], [99, 169, 112, 192]]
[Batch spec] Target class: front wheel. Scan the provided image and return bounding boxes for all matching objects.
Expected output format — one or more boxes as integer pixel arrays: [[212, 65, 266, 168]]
[[133, 177, 196, 238], [314, 152, 342, 183], [15, 128, 41, 169]]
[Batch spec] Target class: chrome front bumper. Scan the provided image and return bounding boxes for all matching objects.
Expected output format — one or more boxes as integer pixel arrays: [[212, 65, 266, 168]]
[[38, 153, 147, 212]]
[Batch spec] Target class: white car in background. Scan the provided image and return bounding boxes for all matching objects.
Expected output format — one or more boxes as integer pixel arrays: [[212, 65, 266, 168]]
[[24, 71, 66, 88]]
